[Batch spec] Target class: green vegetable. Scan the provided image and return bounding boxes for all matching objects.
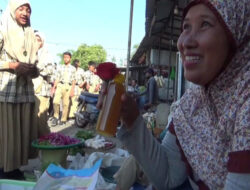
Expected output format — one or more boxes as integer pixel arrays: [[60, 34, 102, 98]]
[[69, 146, 84, 156], [38, 141, 51, 146], [75, 130, 94, 140]]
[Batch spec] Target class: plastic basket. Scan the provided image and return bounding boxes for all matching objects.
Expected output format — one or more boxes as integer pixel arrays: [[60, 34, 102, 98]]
[[31, 139, 84, 150], [41, 148, 68, 170], [32, 139, 84, 172], [0, 179, 35, 190]]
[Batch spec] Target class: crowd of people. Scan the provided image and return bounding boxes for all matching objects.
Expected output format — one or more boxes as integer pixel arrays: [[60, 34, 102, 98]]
[[45, 53, 102, 127], [49, 53, 102, 126], [32, 44, 103, 128]]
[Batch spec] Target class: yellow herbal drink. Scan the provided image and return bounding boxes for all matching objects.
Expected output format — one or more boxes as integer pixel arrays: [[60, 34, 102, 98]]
[[96, 75, 125, 137]]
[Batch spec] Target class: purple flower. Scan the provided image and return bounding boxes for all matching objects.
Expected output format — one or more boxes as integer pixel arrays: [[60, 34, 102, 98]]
[[38, 132, 80, 146]]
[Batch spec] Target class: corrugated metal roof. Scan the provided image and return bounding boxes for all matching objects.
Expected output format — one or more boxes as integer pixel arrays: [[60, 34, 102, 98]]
[[131, 0, 190, 64]]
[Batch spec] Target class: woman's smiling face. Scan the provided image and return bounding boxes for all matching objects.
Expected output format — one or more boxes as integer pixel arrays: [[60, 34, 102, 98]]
[[177, 4, 230, 86], [15, 4, 31, 26]]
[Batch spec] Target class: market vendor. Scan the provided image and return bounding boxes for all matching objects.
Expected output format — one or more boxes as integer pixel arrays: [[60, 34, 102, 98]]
[[98, 0, 250, 189]]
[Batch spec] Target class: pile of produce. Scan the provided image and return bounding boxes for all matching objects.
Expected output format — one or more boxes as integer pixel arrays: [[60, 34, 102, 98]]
[[75, 130, 95, 140], [38, 132, 81, 146]]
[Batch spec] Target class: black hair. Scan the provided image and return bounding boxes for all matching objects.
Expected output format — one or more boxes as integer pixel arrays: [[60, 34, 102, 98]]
[[132, 79, 137, 83], [73, 59, 79, 64], [145, 68, 154, 76], [88, 61, 97, 67], [73, 59, 79, 67], [63, 52, 72, 57]]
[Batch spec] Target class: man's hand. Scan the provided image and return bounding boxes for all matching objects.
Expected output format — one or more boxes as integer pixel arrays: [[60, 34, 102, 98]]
[[70, 89, 75, 97], [86, 83, 90, 90], [96, 81, 108, 110], [79, 81, 86, 88], [50, 87, 56, 97], [94, 85, 100, 92]]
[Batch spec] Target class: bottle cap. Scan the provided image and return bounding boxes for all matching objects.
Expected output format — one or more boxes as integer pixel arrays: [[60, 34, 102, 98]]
[[114, 74, 125, 84]]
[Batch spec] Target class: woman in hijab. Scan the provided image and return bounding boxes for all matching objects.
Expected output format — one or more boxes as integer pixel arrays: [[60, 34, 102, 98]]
[[32, 31, 53, 136], [0, 0, 40, 179], [107, 0, 249, 189]]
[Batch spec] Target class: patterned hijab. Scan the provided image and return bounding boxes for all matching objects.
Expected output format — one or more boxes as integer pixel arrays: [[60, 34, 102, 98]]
[[172, 0, 249, 189], [0, 0, 38, 64]]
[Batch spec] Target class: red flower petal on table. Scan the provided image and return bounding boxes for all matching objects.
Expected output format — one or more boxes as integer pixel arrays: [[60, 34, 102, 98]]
[[95, 62, 120, 80]]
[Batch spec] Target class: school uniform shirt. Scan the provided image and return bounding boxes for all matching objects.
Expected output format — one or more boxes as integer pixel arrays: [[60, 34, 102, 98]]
[[56, 64, 76, 85], [74, 67, 85, 95], [85, 70, 102, 94]]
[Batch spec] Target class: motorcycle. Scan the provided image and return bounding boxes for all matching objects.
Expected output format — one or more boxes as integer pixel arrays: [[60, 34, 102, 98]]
[[74, 91, 99, 128]]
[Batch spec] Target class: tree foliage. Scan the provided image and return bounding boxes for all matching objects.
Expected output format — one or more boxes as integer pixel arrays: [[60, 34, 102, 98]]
[[72, 44, 107, 69], [57, 44, 107, 70]]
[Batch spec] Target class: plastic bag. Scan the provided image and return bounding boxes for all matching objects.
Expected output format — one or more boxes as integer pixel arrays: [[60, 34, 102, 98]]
[[33, 159, 102, 190], [68, 151, 128, 170], [68, 151, 129, 190]]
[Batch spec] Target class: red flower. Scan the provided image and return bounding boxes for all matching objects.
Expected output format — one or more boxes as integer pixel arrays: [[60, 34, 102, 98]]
[[95, 62, 120, 81]]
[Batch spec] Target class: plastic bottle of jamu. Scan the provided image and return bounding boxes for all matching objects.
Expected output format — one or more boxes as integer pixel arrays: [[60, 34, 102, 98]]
[[96, 74, 125, 137]]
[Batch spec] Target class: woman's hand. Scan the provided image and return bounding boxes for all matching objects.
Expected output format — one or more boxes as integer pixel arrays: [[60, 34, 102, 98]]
[[120, 93, 140, 129], [29, 65, 39, 78], [9, 62, 20, 70], [15, 62, 39, 78]]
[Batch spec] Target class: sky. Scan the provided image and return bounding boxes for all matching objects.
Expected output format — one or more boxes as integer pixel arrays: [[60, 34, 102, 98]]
[[0, 0, 146, 66]]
